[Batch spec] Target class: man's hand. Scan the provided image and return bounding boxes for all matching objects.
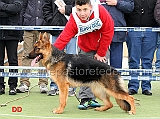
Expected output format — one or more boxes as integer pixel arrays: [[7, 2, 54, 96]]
[[94, 53, 107, 63], [58, 6, 65, 14], [56, 0, 65, 14]]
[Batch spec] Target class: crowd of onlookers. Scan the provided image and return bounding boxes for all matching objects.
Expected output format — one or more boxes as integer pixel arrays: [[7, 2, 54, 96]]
[[0, 0, 160, 110]]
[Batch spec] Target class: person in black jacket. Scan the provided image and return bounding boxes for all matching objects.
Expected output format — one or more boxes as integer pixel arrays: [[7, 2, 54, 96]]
[[16, 0, 49, 94], [125, 0, 158, 96], [43, 0, 77, 96], [0, 0, 23, 95]]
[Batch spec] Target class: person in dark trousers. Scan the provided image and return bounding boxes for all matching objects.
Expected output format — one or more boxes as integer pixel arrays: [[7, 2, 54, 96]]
[[43, 0, 77, 96], [125, 0, 158, 96], [16, 0, 49, 94], [101, 0, 134, 69], [154, 1, 160, 69], [0, 0, 23, 95]]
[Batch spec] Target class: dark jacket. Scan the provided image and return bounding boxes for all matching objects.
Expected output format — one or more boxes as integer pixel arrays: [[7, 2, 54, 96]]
[[102, 0, 134, 42], [125, 0, 158, 27], [0, 0, 23, 41], [43, 0, 75, 36], [20, 0, 47, 26]]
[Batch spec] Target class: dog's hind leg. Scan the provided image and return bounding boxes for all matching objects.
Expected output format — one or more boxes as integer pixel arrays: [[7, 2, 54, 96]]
[[101, 74, 136, 114], [95, 96, 113, 111], [91, 84, 113, 111]]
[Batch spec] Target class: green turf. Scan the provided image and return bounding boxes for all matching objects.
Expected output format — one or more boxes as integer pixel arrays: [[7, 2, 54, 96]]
[[0, 78, 160, 119]]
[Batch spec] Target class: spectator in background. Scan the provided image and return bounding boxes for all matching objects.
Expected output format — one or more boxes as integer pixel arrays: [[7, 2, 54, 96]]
[[125, 0, 158, 96], [155, 34, 160, 69], [101, 0, 134, 69], [16, 0, 49, 93], [0, 0, 23, 95], [43, 0, 77, 96], [154, 0, 160, 69]]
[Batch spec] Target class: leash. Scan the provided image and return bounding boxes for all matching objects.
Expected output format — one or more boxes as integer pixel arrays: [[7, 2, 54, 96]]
[[0, 86, 140, 108], [74, 93, 81, 103], [0, 84, 38, 107]]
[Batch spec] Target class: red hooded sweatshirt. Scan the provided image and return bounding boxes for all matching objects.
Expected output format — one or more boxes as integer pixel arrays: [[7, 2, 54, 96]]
[[54, 4, 114, 57]]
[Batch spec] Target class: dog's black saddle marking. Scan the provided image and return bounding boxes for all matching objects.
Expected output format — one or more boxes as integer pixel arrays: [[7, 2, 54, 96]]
[[61, 54, 119, 83]]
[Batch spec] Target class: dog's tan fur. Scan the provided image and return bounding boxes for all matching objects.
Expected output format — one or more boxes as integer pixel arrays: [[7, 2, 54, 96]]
[[28, 32, 136, 114]]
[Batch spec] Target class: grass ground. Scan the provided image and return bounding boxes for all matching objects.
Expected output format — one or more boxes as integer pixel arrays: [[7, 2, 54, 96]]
[[0, 78, 160, 119]]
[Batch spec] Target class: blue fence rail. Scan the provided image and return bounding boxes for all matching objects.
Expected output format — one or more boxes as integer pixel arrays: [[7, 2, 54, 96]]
[[1, 26, 160, 32], [0, 66, 160, 81]]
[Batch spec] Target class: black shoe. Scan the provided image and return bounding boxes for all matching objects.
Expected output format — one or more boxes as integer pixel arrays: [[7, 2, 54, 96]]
[[9, 88, 17, 95], [0, 88, 5, 95], [142, 90, 152, 96], [128, 89, 137, 95]]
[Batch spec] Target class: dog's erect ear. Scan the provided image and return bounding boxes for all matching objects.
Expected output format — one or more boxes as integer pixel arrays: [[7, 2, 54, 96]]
[[42, 32, 50, 42], [39, 32, 43, 40]]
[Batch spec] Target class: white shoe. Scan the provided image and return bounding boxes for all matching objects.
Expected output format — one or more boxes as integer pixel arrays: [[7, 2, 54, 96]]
[[39, 83, 48, 93], [68, 88, 76, 97], [47, 88, 59, 96], [17, 83, 29, 93]]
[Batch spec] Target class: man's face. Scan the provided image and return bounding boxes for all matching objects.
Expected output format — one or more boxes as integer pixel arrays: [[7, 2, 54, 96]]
[[76, 3, 92, 21]]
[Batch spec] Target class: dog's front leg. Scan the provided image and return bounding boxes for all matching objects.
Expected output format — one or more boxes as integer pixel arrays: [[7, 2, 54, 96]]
[[52, 76, 69, 114]]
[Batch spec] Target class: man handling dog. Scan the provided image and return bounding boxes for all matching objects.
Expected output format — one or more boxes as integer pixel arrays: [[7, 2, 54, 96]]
[[54, 0, 114, 109], [28, 0, 136, 114]]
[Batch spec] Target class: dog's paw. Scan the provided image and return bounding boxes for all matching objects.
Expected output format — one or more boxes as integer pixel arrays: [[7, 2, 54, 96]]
[[128, 110, 136, 115], [94, 107, 102, 111], [95, 105, 113, 111], [52, 109, 63, 114]]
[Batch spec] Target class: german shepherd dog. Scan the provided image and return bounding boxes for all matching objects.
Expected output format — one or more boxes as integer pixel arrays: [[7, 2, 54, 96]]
[[28, 32, 136, 114]]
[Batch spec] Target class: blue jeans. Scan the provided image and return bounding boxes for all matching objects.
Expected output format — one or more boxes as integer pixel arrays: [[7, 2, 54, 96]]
[[50, 35, 77, 90], [155, 33, 160, 68], [110, 42, 123, 68], [52, 35, 77, 54], [126, 31, 158, 92]]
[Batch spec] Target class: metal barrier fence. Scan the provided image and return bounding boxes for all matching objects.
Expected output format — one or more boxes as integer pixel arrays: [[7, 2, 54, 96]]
[[1, 26, 160, 80], [0, 66, 48, 78], [0, 66, 160, 81]]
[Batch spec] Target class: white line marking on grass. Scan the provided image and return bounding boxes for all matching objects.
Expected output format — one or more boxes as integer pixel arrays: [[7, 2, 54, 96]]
[[0, 114, 160, 119], [0, 114, 66, 118]]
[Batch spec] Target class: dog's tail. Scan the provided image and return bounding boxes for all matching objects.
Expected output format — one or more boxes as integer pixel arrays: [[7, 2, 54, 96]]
[[115, 99, 131, 111]]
